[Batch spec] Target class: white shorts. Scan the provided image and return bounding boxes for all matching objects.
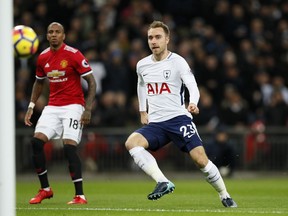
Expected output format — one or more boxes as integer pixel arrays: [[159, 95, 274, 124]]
[[35, 104, 84, 144]]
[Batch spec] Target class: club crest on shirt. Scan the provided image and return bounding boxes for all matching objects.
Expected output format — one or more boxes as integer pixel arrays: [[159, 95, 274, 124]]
[[163, 70, 171, 80], [60, 60, 68, 68]]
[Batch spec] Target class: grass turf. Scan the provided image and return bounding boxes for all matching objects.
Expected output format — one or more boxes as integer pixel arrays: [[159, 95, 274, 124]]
[[16, 175, 288, 216]]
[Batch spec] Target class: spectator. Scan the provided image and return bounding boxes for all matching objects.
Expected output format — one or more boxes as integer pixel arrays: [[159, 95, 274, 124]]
[[98, 91, 127, 127], [206, 127, 236, 177], [271, 75, 288, 104], [81, 49, 107, 97], [219, 85, 250, 127], [12, 0, 288, 130], [81, 132, 109, 172], [196, 55, 222, 104], [193, 86, 219, 131], [245, 120, 270, 169], [264, 89, 288, 126]]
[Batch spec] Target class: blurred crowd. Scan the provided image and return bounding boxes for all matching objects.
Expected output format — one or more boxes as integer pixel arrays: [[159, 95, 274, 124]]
[[14, 0, 288, 130]]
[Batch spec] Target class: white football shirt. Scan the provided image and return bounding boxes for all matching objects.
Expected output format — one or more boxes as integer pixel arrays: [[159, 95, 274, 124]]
[[137, 52, 200, 123]]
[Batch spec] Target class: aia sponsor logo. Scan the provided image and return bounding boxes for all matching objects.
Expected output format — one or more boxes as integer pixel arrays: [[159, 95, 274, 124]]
[[147, 82, 171, 95]]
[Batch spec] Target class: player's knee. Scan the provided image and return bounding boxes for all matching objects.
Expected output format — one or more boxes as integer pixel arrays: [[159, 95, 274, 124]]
[[125, 138, 133, 150], [125, 133, 136, 150], [31, 137, 45, 153], [125, 133, 146, 150]]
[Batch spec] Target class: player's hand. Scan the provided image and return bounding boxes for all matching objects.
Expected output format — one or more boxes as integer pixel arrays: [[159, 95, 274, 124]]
[[140, 111, 149, 125], [187, 103, 199, 115], [80, 110, 91, 125], [24, 108, 34, 126]]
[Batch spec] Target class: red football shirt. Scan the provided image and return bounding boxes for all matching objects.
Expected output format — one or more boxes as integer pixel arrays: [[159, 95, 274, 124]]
[[36, 43, 92, 106]]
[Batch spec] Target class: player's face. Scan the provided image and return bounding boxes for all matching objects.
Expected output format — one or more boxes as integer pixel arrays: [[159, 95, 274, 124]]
[[47, 24, 65, 50], [148, 27, 169, 57]]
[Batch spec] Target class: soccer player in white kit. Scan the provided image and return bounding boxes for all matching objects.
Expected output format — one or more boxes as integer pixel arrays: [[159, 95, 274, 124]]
[[125, 21, 237, 207], [24, 22, 96, 205]]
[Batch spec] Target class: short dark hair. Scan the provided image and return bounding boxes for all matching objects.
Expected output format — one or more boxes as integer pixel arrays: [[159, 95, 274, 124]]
[[148, 21, 170, 37], [47, 22, 65, 33]]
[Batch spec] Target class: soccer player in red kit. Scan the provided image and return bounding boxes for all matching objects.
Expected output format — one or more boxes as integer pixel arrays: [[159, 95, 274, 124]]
[[24, 22, 96, 204]]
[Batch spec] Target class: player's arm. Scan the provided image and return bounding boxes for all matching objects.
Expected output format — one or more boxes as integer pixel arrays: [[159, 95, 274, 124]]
[[182, 69, 200, 115], [185, 82, 200, 115], [81, 73, 96, 125], [137, 73, 148, 125], [24, 78, 45, 126]]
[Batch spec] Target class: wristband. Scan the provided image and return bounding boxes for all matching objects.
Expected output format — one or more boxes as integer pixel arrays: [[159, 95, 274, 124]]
[[28, 102, 35, 109]]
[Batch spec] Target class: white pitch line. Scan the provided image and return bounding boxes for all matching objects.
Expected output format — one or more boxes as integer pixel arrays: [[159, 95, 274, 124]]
[[16, 207, 288, 214]]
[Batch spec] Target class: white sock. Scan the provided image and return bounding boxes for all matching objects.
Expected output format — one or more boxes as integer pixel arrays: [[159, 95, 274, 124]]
[[43, 187, 51, 191], [200, 160, 230, 199], [129, 146, 169, 182]]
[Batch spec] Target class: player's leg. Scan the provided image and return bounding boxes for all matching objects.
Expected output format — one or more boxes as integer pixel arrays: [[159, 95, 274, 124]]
[[125, 127, 175, 200], [189, 147, 227, 194], [62, 104, 87, 204], [29, 107, 59, 204], [29, 133, 54, 204], [31, 133, 49, 188], [63, 142, 87, 204], [126, 132, 169, 182], [189, 145, 237, 207], [171, 116, 237, 207]]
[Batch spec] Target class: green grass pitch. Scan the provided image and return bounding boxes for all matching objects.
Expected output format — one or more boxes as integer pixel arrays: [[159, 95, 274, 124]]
[[17, 175, 288, 216]]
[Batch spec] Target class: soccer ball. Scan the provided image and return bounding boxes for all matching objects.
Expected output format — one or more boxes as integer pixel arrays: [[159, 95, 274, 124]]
[[13, 25, 39, 58]]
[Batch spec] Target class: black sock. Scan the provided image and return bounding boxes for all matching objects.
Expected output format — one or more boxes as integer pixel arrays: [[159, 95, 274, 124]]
[[64, 144, 84, 195], [31, 137, 49, 188], [74, 181, 84, 196]]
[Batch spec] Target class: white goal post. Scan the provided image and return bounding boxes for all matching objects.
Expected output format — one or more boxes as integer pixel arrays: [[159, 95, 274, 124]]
[[0, 0, 15, 216]]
